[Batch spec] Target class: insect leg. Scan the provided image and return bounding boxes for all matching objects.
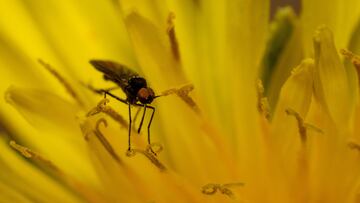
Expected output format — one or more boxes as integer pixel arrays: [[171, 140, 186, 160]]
[[128, 103, 132, 152], [103, 91, 128, 104], [131, 104, 155, 145], [146, 106, 156, 154], [137, 105, 147, 134], [102, 87, 119, 98], [132, 107, 142, 132], [84, 84, 119, 96]]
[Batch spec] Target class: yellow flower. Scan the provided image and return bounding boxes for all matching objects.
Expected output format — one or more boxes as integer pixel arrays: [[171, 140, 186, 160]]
[[1, 0, 360, 203]]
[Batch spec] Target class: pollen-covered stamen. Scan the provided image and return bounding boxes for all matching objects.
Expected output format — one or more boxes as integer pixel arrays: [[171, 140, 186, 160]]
[[85, 118, 123, 165], [285, 108, 323, 144], [125, 143, 166, 172], [167, 12, 180, 61], [146, 143, 163, 154], [87, 99, 128, 128], [341, 49, 360, 69], [159, 83, 200, 114], [10, 140, 63, 172], [285, 108, 307, 143], [87, 98, 109, 116], [201, 182, 244, 199], [38, 59, 84, 107], [201, 184, 218, 195], [341, 49, 360, 87], [160, 83, 193, 96], [256, 79, 270, 119], [10, 140, 106, 202]]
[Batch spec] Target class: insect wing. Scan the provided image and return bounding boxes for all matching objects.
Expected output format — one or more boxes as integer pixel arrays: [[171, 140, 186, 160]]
[[90, 60, 139, 88]]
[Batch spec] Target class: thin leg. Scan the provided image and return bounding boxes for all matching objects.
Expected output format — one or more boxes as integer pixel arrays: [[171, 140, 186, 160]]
[[85, 84, 119, 97], [137, 105, 147, 134], [128, 103, 132, 152], [146, 106, 156, 154], [132, 107, 142, 131], [103, 91, 127, 104]]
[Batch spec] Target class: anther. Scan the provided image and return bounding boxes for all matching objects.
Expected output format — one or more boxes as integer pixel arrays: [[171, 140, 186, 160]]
[[146, 143, 163, 154], [256, 79, 270, 119], [201, 184, 218, 195], [285, 108, 323, 144], [125, 145, 166, 172], [87, 98, 109, 117], [87, 99, 128, 128], [167, 12, 180, 61], [10, 140, 105, 202], [9, 140, 32, 158], [201, 182, 244, 199], [159, 84, 200, 114], [341, 49, 360, 69], [285, 108, 307, 143], [10, 140, 60, 171]]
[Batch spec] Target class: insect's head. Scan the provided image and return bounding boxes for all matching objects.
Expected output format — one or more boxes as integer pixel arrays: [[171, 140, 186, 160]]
[[137, 87, 155, 104]]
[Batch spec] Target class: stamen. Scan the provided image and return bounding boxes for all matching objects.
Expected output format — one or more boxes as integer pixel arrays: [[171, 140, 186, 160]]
[[201, 184, 218, 195], [9, 140, 34, 158], [87, 98, 109, 117], [167, 12, 180, 61], [38, 59, 84, 107], [86, 118, 123, 165], [10, 140, 61, 173], [101, 106, 128, 128], [87, 99, 128, 128], [159, 84, 200, 114], [160, 83, 193, 96], [146, 143, 163, 154], [256, 79, 270, 119], [285, 108, 323, 144], [340, 49, 360, 69], [285, 108, 307, 143], [341, 49, 360, 88], [201, 182, 244, 199], [125, 143, 166, 172], [10, 140, 106, 202]]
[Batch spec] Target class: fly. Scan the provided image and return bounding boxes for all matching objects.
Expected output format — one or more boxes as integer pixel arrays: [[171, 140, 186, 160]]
[[89, 60, 159, 154]]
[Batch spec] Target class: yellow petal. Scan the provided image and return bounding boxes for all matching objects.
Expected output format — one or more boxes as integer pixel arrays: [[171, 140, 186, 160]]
[[0, 135, 82, 203], [268, 59, 315, 202], [261, 7, 304, 111], [305, 91, 360, 203], [122, 11, 186, 88], [0, 0, 135, 81], [313, 26, 354, 131], [348, 21, 360, 52], [0, 181, 33, 203], [118, 3, 233, 184], [301, 0, 360, 56], [80, 116, 207, 203], [344, 21, 360, 112], [271, 58, 314, 156], [4, 87, 99, 186], [6, 87, 80, 132]]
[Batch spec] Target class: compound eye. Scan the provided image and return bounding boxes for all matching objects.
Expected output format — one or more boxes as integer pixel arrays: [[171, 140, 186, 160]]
[[137, 88, 154, 104]]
